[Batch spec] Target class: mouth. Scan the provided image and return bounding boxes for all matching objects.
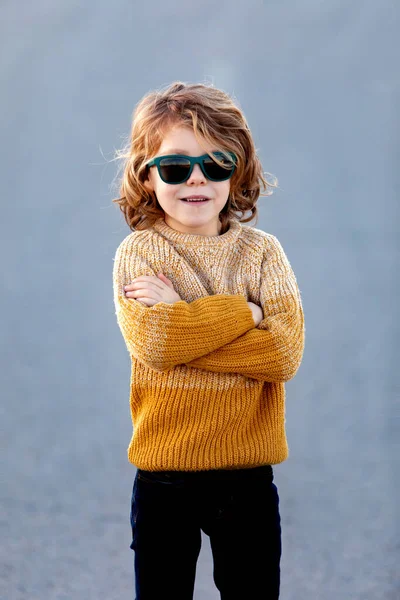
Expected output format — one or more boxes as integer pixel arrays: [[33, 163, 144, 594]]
[[180, 196, 210, 204]]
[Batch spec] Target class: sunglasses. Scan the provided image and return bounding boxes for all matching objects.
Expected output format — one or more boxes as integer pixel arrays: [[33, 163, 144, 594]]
[[146, 151, 237, 185]]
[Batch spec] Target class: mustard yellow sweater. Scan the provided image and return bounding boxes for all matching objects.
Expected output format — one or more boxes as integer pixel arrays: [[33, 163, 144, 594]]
[[113, 217, 305, 472]]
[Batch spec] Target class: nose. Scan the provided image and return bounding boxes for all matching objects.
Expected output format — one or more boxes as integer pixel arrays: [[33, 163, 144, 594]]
[[187, 163, 206, 186]]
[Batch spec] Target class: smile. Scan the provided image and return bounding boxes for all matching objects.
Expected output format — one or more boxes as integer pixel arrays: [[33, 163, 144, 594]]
[[180, 196, 210, 203]]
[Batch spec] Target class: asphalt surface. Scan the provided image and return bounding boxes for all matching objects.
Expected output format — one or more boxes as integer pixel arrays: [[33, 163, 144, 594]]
[[1, 1, 399, 598]]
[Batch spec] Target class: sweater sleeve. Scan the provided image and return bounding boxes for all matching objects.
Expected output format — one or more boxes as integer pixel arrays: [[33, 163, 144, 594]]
[[185, 234, 305, 382], [113, 236, 255, 372]]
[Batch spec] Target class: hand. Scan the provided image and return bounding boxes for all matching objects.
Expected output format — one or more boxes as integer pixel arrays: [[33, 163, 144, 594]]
[[124, 273, 182, 307], [247, 302, 264, 327]]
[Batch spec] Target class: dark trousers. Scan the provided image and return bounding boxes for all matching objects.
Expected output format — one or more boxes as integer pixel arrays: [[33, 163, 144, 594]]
[[129, 464, 281, 599]]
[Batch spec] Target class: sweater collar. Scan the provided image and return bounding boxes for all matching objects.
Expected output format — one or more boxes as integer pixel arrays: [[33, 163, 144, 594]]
[[151, 217, 242, 246]]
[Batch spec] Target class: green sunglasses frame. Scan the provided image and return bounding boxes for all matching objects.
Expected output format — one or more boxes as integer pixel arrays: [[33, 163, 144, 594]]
[[146, 151, 237, 184]]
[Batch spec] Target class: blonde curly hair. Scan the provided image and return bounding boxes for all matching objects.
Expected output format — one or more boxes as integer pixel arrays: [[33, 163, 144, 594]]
[[112, 81, 277, 233]]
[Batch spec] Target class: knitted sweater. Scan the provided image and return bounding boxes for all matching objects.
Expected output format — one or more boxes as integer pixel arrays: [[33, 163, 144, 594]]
[[112, 217, 305, 472]]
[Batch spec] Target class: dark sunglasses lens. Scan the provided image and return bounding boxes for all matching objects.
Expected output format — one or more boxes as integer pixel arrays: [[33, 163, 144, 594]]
[[159, 157, 191, 183], [203, 154, 235, 180]]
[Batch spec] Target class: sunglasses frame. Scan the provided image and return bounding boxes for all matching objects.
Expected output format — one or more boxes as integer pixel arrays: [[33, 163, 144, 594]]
[[146, 151, 237, 185]]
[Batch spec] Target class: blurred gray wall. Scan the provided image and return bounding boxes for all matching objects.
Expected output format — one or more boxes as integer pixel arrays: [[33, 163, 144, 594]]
[[1, 1, 399, 599]]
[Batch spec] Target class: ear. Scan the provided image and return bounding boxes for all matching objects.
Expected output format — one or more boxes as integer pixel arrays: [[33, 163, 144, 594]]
[[143, 173, 154, 193]]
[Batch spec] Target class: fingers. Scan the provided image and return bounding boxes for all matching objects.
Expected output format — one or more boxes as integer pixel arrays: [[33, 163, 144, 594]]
[[124, 281, 163, 303], [135, 297, 153, 306], [157, 273, 174, 289], [124, 287, 156, 300], [124, 277, 164, 295], [124, 290, 154, 306], [123, 275, 177, 306]]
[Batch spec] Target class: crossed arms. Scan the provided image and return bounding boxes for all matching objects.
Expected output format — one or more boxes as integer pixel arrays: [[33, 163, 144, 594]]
[[113, 234, 305, 383]]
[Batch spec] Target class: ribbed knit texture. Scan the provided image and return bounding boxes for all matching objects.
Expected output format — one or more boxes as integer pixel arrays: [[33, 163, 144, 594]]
[[113, 217, 305, 472]]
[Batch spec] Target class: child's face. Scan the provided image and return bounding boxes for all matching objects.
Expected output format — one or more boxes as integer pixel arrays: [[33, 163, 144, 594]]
[[144, 124, 231, 236]]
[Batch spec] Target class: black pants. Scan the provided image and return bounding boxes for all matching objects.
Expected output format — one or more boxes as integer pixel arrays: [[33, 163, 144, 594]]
[[129, 464, 281, 599]]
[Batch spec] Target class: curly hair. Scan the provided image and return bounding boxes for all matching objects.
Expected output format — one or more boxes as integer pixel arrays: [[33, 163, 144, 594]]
[[112, 81, 277, 233]]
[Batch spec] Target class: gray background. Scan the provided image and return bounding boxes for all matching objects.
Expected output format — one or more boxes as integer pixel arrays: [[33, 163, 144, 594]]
[[1, 1, 399, 598]]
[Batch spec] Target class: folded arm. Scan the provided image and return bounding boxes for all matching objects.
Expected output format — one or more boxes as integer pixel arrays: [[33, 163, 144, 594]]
[[185, 234, 305, 382], [113, 237, 255, 372]]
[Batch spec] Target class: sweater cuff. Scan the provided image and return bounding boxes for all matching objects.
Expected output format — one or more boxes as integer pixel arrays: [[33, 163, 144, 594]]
[[221, 294, 255, 336]]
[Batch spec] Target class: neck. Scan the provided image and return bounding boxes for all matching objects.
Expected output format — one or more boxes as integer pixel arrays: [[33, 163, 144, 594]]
[[151, 216, 241, 246], [164, 216, 222, 237]]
